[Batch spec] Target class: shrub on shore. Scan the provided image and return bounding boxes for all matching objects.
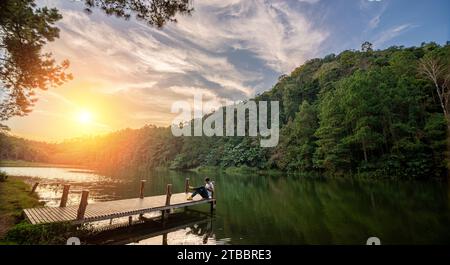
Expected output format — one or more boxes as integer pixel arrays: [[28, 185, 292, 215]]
[[0, 171, 7, 182], [2, 221, 93, 245]]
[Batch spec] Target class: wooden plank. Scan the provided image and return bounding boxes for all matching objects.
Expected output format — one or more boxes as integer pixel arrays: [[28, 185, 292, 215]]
[[47, 207, 73, 222], [58, 207, 78, 220], [30, 208, 49, 224], [42, 207, 63, 222], [23, 192, 215, 225], [40, 207, 62, 222], [24, 209, 37, 224], [24, 209, 36, 224], [35, 208, 55, 223], [85, 208, 108, 219], [29, 209, 43, 224], [23, 209, 31, 224], [39, 207, 63, 223], [28, 208, 44, 224], [56, 206, 77, 221]]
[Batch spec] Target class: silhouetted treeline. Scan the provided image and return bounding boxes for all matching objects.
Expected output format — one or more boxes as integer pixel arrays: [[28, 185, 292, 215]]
[[1, 125, 182, 171]]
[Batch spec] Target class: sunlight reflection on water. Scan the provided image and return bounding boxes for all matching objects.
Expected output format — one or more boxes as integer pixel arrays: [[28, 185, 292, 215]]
[[0, 167, 103, 182], [0, 166, 124, 207]]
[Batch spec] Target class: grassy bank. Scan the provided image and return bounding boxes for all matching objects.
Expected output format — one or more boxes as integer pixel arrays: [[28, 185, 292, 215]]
[[0, 175, 42, 239], [0, 174, 92, 245]]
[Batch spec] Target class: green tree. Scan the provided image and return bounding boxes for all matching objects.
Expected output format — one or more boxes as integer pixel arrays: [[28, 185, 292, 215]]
[[83, 0, 193, 28], [314, 86, 352, 174], [361, 41, 373, 53], [0, 0, 71, 122], [419, 47, 450, 131], [278, 100, 318, 171]]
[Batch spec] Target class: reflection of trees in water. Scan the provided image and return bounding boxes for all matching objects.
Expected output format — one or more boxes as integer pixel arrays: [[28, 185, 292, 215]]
[[82, 168, 450, 244], [96, 168, 202, 199], [213, 173, 450, 244]]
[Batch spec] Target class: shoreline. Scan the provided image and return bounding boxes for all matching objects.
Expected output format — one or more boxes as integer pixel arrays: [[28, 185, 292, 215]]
[[0, 160, 88, 169], [0, 176, 42, 241]]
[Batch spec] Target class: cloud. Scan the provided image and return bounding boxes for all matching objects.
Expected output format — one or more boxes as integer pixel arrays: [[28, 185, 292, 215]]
[[369, 14, 381, 29], [360, 0, 388, 30], [45, 0, 326, 112], [26, 0, 328, 136], [298, 0, 320, 3], [373, 23, 417, 46], [168, 0, 328, 73], [48, 8, 265, 97]]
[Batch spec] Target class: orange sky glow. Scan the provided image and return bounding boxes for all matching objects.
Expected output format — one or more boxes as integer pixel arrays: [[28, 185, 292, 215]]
[[5, 0, 443, 142]]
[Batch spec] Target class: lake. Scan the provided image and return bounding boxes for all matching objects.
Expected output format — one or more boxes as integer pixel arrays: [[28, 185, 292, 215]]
[[1, 166, 450, 245]]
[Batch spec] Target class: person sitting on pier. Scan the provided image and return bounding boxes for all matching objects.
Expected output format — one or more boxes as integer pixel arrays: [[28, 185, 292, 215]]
[[187, 177, 214, 200]]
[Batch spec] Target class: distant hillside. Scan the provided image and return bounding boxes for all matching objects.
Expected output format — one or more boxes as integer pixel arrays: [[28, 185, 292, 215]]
[[0, 134, 54, 163], [169, 42, 450, 179], [1, 42, 449, 179]]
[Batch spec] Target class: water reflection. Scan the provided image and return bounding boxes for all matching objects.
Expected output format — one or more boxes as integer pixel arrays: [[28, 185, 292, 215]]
[[0, 167, 102, 182], [128, 218, 216, 245], [0, 166, 127, 207], [1, 166, 449, 244], [88, 212, 223, 245]]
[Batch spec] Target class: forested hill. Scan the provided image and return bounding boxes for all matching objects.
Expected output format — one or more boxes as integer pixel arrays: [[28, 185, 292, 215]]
[[1, 42, 449, 179]]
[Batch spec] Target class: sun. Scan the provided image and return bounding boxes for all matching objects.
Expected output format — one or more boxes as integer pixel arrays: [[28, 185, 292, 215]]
[[77, 110, 93, 124]]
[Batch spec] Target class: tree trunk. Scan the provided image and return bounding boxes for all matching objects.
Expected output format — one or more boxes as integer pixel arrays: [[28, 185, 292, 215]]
[[447, 122, 450, 157], [362, 140, 368, 162]]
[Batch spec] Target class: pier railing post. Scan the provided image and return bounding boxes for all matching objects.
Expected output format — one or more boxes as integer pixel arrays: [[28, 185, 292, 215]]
[[184, 178, 190, 194], [162, 233, 168, 245], [30, 182, 39, 194], [165, 184, 172, 207], [184, 178, 190, 211], [77, 190, 89, 221], [59, 184, 70, 207], [139, 180, 146, 199], [162, 184, 172, 223], [138, 180, 147, 220]]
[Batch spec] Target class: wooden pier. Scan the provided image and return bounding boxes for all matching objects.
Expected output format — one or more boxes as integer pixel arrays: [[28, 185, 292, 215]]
[[23, 178, 215, 225]]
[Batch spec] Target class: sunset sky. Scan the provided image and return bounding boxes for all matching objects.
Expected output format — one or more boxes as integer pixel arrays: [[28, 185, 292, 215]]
[[4, 0, 449, 141]]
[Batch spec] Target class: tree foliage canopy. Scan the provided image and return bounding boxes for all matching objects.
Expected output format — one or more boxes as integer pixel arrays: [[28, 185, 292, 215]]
[[83, 0, 193, 27], [0, 0, 72, 121]]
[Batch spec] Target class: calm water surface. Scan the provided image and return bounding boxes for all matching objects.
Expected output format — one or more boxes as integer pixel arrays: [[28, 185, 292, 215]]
[[1, 166, 449, 245]]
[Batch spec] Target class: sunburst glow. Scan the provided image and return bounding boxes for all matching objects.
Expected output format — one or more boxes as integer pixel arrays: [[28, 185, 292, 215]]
[[77, 110, 93, 124]]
